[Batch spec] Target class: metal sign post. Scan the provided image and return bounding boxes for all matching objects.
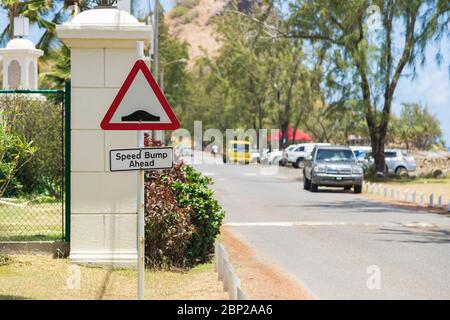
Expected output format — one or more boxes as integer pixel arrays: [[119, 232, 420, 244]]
[[136, 42, 145, 301], [137, 130, 145, 300], [101, 41, 179, 300]]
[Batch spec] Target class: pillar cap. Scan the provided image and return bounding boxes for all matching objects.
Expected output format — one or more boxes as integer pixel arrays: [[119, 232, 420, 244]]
[[56, 8, 151, 47], [0, 38, 43, 57]]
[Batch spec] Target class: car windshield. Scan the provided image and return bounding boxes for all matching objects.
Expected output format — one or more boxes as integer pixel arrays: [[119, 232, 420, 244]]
[[232, 143, 249, 152], [316, 149, 355, 162]]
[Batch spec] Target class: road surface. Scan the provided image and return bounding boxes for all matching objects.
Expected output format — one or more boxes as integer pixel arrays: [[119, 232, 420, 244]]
[[194, 159, 450, 299]]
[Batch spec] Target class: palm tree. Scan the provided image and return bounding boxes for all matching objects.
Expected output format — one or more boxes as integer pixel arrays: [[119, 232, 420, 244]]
[[0, 0, 52, 47]]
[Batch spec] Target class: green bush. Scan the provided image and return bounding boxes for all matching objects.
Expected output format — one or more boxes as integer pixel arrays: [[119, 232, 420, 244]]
[[172, 165, 224, 263], [0, 110, 37, 198], [178, 0, 200, 9], [144, 164, 195, 269], [144, 137, 224, 269], [169, 5, 189, 19], [1, 94, 63, 198]]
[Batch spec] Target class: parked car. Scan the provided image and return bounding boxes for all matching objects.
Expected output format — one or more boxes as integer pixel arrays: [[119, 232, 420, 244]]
[[251, 148, 270, 163], [286, 143, 331, 168], [280, 144, 298, 166], [303, 146, 364, 193], [349, 146, 372, 161], [363, 149, 416, 175], [223, 140, 251, 164], [264, 150, 283, 165], [174, 145, 193, 157]]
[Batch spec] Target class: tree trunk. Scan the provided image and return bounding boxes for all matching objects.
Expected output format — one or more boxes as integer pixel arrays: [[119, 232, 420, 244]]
[[280, 122, 289, 149], [369, 127, 387, 173]]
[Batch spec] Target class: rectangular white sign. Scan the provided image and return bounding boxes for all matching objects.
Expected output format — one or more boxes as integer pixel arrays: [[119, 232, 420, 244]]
[[109, 147, 173, 172]]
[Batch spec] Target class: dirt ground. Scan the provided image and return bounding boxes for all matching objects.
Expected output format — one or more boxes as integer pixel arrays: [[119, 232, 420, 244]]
[[219, 226, 313, 300], [0, 254, 227, 300]]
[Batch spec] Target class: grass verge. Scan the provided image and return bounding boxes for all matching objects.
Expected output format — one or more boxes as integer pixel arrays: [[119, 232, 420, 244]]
[[0, 254, 227, 300]]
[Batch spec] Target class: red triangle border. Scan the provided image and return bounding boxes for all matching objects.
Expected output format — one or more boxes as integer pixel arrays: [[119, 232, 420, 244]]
[[100, 59, 181, 131]]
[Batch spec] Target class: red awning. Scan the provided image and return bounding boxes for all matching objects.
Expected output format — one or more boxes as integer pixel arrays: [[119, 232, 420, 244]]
[[269, 128, 312, 142]]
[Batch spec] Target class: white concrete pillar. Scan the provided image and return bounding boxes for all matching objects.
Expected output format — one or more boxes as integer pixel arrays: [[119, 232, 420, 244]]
[[412, 191, 416, 204], [404, 190, 409, 202], [429, 193, 434, 208], [57, 8, 151, 266]]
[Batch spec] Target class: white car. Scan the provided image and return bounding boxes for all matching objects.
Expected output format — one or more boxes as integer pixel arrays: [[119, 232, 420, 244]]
[[280, 144, 298, 166], [264, 150, 283, 165], [349, 146, 372, 162], [286, 143, 331, 168]]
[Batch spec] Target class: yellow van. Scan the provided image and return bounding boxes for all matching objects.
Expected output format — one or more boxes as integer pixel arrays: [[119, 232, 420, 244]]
[[223, 140, 251, 164]]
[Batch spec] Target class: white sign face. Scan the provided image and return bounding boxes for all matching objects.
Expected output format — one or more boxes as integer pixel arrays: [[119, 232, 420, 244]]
[[110, 147, 174, 172]]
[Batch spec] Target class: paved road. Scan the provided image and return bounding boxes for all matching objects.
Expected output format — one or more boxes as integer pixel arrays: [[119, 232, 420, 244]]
[[194, 159, 450, 299]]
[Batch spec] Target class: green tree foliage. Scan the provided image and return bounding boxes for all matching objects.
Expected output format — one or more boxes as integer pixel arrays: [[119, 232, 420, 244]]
[[0, 0, 52, 47], [389, 103, 443, 150], [158, 12, 190, 113], [0, 109, 37, 198], [289, 0, 450, 171], [1, 95, 63, 198]]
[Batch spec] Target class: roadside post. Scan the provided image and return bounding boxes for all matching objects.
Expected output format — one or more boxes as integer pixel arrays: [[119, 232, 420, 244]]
[[100, 42, 180, 300]]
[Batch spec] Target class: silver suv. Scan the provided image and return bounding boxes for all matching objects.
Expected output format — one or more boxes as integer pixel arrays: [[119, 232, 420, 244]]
[[303, 146, 364, 193], [363, 149, 416, 175]]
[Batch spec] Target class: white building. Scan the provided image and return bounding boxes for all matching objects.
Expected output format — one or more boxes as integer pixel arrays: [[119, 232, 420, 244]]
[[0, 38, 43, 90]]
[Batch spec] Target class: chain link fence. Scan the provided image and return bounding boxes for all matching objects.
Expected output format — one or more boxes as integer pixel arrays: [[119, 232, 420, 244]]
[[0, 89, 68, 241]]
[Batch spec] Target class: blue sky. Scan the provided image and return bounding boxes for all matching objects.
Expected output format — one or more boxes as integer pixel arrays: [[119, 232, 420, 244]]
[[0, 1, 448, 146]]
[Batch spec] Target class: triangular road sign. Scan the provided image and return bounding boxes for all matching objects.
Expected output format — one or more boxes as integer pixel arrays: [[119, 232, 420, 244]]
[[100, 59, 180, 131]]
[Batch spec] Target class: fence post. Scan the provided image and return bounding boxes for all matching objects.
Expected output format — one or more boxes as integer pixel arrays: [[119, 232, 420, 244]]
[[396, 189, 401, 200], [420, 193, 425, 206], [214, 241, 219, 272], [228, 269, 241, 300], [448, 200, 450, 212], [429, 193, 434, 207], [390, 189, 395, 199], [404, 190, 408, 202], [223, 258, 233, 292], [64, 81, 71, 242], [437, 195, 443, 209], [218, 244, 228, 281], [412, 191, 416, 204], [384, 187, 388, 198], [237, 287, 249, 300]]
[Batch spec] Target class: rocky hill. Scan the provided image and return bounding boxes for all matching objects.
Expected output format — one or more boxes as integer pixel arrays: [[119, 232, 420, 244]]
[[165, 0, 226, 64]]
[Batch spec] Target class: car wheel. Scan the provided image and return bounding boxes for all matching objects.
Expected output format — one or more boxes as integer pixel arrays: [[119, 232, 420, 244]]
[[344, 186, 352, 191], [310, 182, 318, 192], [395, 166, 408, 176], [279, 159, 287, 167], [303, 176, 311, 190], [354, 185, 362, 194], [295, 158, 303, 169]]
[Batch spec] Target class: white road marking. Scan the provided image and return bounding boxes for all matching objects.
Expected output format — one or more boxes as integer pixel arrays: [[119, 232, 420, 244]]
[[225, 221, 443, 228]]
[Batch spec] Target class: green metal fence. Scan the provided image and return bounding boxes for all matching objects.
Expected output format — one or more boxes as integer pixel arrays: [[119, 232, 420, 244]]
[[0, 85, 70, 242]]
